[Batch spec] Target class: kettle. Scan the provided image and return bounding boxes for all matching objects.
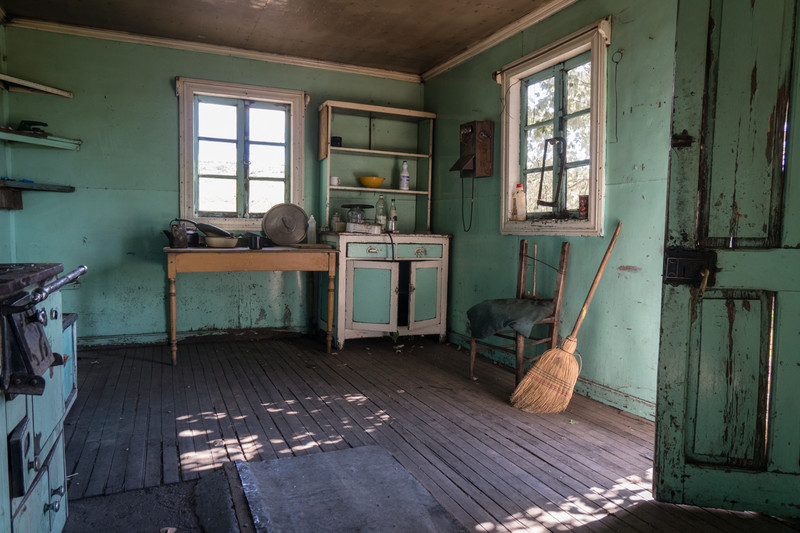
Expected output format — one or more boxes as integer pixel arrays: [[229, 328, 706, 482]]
[[163, 220, 199, 248]]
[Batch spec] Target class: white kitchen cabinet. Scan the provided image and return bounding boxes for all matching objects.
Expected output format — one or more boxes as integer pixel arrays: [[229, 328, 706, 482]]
[[319, 233, 450, 349]]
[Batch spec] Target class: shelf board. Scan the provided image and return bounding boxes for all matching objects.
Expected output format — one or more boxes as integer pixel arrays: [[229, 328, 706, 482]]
[[320, 100, 436, 120], [330, 146, 429, 159], [0, 73, 73, 98], [0, 179, 75, 193], [330, 185, 428, 196], [0, 130, 82, 150]]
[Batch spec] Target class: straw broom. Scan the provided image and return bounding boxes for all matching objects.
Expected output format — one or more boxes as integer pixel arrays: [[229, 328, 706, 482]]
[[510, 221, 622, 413]]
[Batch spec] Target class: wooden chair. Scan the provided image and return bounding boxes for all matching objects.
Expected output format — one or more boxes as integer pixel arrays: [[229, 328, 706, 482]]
[[468, 241, 570, 385]]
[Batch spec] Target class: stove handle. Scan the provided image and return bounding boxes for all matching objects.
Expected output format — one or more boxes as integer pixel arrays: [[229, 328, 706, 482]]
[[32, 265, 88, 304]]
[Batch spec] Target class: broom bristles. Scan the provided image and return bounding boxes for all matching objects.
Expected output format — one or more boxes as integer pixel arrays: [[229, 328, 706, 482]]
[[510, 335, 580, 414]]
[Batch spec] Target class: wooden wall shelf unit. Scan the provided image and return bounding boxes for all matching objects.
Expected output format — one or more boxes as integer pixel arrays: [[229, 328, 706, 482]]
[[318, 100, 436, 234]]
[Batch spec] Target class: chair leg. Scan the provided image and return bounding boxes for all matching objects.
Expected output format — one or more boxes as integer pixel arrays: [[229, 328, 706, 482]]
[[469, 338, 477, 380], [515, 332, 525, 386]]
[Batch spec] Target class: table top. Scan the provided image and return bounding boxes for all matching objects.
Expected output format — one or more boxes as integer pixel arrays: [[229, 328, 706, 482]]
[[163, 245, 336, 253]]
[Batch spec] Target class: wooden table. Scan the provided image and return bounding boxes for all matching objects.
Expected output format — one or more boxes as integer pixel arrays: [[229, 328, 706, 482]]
[[164, 246, 338, 365]]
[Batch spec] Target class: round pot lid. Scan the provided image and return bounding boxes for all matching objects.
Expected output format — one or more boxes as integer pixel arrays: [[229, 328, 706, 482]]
[[261, 203, 309, 245]]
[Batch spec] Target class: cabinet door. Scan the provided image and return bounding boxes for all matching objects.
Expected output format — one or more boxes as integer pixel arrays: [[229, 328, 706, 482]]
[[346, 260, 398, 332], [409, 262, 442, 330]]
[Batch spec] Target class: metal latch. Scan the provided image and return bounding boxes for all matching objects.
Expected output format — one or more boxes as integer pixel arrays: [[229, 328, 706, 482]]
[[663, 247, 717, 287]]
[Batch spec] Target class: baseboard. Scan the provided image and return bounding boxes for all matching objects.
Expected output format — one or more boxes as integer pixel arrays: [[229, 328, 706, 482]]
[[78, 326, 307, 349], [574, 378, 655, 421]]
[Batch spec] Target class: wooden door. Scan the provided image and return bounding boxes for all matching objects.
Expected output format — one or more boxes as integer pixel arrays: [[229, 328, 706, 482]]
[[655, 0, 800, 515]]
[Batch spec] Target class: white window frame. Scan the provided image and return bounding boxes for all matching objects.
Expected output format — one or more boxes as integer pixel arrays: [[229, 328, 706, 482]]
[[177, 77, 306, 231], [499, 18, 610, 236]]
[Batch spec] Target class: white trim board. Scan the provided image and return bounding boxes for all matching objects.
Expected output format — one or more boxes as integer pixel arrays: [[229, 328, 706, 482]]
[[422, 0, 579, 80], [8, 18, 422, 84]]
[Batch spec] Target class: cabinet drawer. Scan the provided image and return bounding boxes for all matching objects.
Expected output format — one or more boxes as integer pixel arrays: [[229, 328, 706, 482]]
[[347, 243, 392, 258], [396, 244, 442, 258]]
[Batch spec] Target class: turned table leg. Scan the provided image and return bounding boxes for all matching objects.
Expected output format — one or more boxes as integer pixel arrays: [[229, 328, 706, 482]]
[[169, 275, 177, 365]]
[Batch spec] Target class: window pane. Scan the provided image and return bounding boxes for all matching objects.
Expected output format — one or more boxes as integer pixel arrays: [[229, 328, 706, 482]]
[[566, 165, 590, 210], [566, 113, 591, 162], [249, 144, 286, 178], [198, 140, 237, 176], [526, 76, 555, 125], [198, 177, 236, 213], [566, 60, 591, 114], [527, 170, 554, 214], [249, 107, 286, 143], [525, 124, 554, 169], [248, 180, 285, 214], [198, 102, 237, 140]]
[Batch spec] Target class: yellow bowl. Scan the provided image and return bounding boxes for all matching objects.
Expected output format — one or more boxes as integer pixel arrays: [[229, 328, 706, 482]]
[[359, 176, 385, 188]]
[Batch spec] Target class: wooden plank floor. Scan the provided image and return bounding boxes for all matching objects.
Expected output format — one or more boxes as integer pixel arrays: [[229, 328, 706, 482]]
[[65, 336, 800, 532]]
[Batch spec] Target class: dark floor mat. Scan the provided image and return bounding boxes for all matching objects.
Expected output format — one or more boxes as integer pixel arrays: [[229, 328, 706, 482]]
[[237, 445, 466, 533]]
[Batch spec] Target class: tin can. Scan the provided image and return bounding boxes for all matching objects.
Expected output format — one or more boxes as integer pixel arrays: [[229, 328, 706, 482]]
[[578, 195, 589, 219]]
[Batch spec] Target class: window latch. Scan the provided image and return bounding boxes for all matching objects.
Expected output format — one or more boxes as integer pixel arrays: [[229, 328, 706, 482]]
[[536, 137, 566, 207]]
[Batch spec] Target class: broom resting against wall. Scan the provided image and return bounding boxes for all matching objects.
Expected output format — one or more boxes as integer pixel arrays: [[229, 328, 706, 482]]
[[466, 299, 554, 339]]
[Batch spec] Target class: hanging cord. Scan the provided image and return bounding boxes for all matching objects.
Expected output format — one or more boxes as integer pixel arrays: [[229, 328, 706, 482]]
[[387, 230, 395, 260], [461, 176, 476, 232], [610, 49, 624, 144]]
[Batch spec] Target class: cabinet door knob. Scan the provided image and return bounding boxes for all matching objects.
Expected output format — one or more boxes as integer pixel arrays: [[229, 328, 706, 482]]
[[44, 500, 61, 514]]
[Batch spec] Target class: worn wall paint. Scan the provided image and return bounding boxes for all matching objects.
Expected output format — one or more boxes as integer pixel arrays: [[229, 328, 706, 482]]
[[1, 27, 424, 342], [425, 0, 677, 417]]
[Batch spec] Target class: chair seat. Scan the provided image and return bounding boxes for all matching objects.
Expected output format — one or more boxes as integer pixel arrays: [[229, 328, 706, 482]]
[[467, 298, 554, 339]]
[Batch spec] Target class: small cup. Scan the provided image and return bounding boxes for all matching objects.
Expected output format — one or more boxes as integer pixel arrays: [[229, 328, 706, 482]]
[[248, 234, 263, 249], [330, 176, 340, 186]]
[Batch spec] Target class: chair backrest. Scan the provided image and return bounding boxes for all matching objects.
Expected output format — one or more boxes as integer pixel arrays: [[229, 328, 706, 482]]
[[515, 240, 570, 306]]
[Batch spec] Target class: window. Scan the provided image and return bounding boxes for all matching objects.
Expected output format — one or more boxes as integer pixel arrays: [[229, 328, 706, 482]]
[[178, 78, 306, 230], [500, 18, 610, 236]]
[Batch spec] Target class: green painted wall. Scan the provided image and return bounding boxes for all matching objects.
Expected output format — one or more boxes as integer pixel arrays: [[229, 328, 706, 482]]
[[1, 28, 423, 344], [1, 0, 677, 418], [426, 0, 677, 417]]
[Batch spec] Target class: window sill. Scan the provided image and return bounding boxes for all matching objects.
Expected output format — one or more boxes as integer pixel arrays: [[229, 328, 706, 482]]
[[501, 217, 603, 237]]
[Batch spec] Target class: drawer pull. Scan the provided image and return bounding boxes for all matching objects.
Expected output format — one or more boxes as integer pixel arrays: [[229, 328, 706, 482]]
[[367, 246, 379, 254], [414, 247, 427, 257]]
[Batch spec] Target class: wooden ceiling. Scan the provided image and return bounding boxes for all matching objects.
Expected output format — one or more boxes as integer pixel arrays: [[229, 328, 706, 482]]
[[0, 0, 570, 78]]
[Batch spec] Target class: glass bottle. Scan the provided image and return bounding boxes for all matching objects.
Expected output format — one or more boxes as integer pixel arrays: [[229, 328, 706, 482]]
[[375, 194, 387, 228], [388, 199, 398, 233]]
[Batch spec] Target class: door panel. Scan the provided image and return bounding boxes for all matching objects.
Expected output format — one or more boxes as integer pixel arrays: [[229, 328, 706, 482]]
[[685, 291, 770, 468], [655, 0, 800, 515], [700, 1, 793, 248], [410, 263, 440, 327], [346, 260, 398, 331]]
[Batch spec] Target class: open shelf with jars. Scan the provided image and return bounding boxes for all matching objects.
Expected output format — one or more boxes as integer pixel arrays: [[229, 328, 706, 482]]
[[318, 100, 435, 234]]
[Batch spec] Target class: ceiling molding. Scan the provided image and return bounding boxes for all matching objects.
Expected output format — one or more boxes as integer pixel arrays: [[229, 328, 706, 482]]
[[421, 0, 579, 81], [8, 18, 423, 84]]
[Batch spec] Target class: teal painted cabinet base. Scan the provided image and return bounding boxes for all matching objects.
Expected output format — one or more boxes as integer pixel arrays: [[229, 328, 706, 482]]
[[320, 232, 450, 349]]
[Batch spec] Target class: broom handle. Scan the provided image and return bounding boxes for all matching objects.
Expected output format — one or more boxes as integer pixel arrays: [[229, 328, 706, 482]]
[[569, 221, 622, 338]]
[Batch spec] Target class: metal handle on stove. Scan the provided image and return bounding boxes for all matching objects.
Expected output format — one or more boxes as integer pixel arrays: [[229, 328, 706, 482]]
[[32, 265, 88, 304]]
